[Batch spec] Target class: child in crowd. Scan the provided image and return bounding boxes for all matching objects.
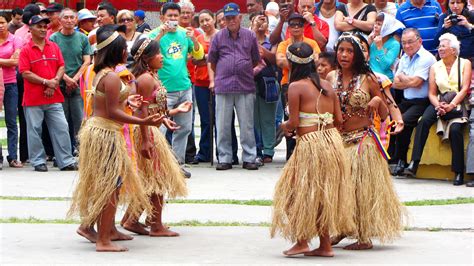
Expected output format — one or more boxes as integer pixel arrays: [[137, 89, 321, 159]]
[[317, 52, 336, 81]]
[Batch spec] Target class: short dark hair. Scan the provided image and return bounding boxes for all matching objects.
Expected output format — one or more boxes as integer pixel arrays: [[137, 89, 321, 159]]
[[318, 51, 336, 68], [12, 7, 23, 16], [98, 3, 117, 18], [161, 2, 181, 15], [22, 4, 40, 24], [0, 12, 7, 20], [94, 27, 127, 73]]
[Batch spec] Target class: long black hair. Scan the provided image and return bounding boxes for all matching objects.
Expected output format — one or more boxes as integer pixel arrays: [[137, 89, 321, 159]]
[[93, 26, 127, 73], [288, 42, 325, 95], [130, 38, 161, 77], [334, 32, 372, 75]]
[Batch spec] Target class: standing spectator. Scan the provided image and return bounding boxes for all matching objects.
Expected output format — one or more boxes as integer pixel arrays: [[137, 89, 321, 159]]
[[45, 3, 63, 39], [15, 4, 40, 164], [77, 9, 96, 36], [405, 33, 471, 184], [192, 9, 218, 164], [50, 9, 92, 154], [8, 8, 23, 34], [0, 12, 22, 168], [251, 14, 278, 164], [208, 3, 261, 170], [334, 0, 377, 37], [270, 0, 295, 45], [374, 0, 398, 17], [391, 28, 437, 176], [117, 9, 141, 66], [216, 9, 227, 29], [178, 0, 200, 164], [265, 1, 280, 34], [148, 2, 204, 174], [89, 3, 117, 46], [286, 0, 329, 51], [396, 0, 443, 54], [247, 0, 264, 16], [19, 15, 77, 172], [134, 10, 151, 33], [435, 0, 474, 59], [368, 13, 404, 81], [276, 13, 320, 159], [315, 0, 346, 52]]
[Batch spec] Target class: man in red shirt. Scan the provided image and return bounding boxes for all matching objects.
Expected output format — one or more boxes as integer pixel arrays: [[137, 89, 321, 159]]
[[284, 0, 329, 51], [19, 15, 77, 172]]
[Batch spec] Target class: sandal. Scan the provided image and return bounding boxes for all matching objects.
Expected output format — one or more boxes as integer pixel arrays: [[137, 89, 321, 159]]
[[9, 160, 23, 168]]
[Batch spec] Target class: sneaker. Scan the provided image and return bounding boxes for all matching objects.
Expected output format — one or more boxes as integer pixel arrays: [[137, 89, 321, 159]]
[[60, 163, 78, 171]]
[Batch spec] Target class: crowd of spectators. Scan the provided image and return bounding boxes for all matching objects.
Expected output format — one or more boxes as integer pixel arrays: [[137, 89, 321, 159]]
[[0, 0, 473, 186]]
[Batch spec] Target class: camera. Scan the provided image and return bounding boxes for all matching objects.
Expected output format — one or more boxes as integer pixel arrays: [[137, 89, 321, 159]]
[[448, 13, 459, 25], [168, 20, 178, 29], [280, 3, 289, 10]]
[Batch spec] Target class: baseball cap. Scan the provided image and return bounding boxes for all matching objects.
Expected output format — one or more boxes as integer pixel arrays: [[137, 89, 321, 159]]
[[223, 3, 240, 17], [78, 9, 97, 21], [29, 15, 50, 25], [265, 2, 279, 12], [288, 13, 305, 23], [135, 10, 145, 19], [45, 3, 64, 13]]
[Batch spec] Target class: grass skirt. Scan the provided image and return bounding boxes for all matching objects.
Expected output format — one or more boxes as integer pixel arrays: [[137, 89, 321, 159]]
[[271, 128, 356, 242], [68, 117, 151, 227], [133, 125, 188, 198], [342, 130, 405, 243]]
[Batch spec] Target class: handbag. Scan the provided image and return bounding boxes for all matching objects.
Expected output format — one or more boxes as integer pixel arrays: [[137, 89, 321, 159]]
[[261, 76, 279, 103], [438, 58, 467, 120]]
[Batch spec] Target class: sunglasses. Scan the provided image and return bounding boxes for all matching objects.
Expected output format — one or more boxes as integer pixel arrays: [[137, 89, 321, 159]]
[[119, 18, 133, 23], [288, 21, 304, 28]]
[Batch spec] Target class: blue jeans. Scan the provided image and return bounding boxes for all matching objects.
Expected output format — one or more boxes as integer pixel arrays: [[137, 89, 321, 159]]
[[160, 89, 193, 164], [61, 85, 84, 151], [24, 103, 75, 168], [3, 83, 19, 161]]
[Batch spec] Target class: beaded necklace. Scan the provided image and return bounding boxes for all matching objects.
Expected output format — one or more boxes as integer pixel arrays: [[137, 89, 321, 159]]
[[336, 70, 367, 123]]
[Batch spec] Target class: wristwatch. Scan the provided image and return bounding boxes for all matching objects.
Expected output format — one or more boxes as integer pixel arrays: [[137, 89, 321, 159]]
[[310, 21, 316, 27]]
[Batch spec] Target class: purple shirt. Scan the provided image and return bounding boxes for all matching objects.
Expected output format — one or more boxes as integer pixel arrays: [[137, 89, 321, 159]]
[[207, 27, 260, 94]]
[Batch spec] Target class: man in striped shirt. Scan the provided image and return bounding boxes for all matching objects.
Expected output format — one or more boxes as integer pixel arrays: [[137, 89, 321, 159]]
[[396, 0, 443, 54]]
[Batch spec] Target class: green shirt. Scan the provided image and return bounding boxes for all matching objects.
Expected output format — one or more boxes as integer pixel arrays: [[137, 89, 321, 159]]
[[50, 31, 92, 77], [148, 27, 195, 92]]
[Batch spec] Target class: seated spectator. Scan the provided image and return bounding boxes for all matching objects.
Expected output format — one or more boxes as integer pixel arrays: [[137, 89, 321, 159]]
[[391, 28, 437, 176], [368, 12, 404, 81], [0, 12, 22, 168], [435, 0, 474, 60], [77, 9, 96, 36], [251, 13, 278, 165], [317, 51, 336, 80], [396, 0, 442, 54], [334, 0, 377, 37], [405, 33, 471, 185], [19, 15, 77, 172], [134, 10, 151, 33], [374, 0, 398, 17]]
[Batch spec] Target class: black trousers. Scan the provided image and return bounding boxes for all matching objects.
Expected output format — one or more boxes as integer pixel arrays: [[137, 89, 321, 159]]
[[411, 105, 465, 173], [16, 72, 28, 162], [393, 98, 430, 162]]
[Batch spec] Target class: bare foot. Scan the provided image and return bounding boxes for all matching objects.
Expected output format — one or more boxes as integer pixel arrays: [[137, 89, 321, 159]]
[[76, 225, 97, 243], [110, 227, 134, 241], [149, 228, 180, 237], [122, 221, 150, 235], [343, 241, 373, 250], [304, 247, 334, 257], [96, 242, 129, 252], [283, 242, 310, 256], [330, 235, 346, 246]]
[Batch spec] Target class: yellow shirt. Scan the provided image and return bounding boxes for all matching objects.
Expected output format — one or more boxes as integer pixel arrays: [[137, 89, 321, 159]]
[[433, 58, 467, 94]]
